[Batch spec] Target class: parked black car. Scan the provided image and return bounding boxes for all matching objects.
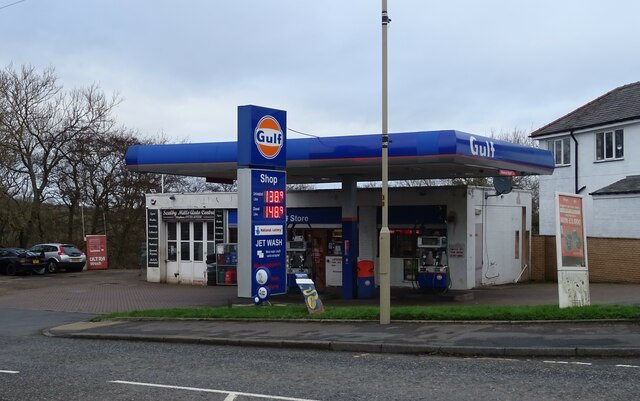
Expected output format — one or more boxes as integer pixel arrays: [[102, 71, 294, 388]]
[[0, 248, 45, 275]]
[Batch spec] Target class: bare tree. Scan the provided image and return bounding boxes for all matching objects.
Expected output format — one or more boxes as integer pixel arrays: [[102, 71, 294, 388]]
[[165, 175, 238, 193], [0, 65, 119, 246]]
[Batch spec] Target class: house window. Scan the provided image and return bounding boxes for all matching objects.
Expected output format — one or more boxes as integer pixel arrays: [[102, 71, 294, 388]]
[[549, 137, 570, 166], [596, 129, 624, 161]]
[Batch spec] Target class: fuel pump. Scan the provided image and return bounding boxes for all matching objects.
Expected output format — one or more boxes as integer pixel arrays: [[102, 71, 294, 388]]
[[416, 235, 449, 291]]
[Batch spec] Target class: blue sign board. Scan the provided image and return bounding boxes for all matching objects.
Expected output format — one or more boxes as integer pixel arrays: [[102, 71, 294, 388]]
[[377, 205, 447, 225], [237, 105, 288, 299], [237, 105, 287, 169], [249, 169, 287, 297], [286, 207, 342, 225]]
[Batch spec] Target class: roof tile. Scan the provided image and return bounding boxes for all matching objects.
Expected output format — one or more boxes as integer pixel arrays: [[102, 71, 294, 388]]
[[590, 175, 640, 195], [531, 82, 640, 137]]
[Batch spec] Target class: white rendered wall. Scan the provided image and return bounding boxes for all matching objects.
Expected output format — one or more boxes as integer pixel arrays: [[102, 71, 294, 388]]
[[470, 188, 532, 286], [538, 120, 640, 238], [592, 194, 640, 238]]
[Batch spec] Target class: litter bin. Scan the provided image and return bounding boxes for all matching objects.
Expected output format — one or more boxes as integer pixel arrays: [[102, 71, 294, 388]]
[[356, 260, 375, 299], [217, 269, 226, 285]]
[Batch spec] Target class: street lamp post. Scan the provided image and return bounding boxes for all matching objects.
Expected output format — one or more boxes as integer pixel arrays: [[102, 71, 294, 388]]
[[379, 0, 391, 325]]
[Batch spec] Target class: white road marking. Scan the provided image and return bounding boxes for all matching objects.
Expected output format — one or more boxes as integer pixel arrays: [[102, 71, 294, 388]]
[[0, 370, 19, 374], [543, 361, 592, 366], [224, 393, 238, 401], [616, 364, 640, 369], [109, 380, 319, 401]]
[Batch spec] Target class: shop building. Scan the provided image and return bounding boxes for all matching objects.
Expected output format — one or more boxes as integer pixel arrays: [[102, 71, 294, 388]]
[[144, 185, 532, 291]]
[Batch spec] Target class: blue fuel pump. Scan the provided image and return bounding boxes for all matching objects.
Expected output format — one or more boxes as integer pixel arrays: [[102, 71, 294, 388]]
[[416, 235, 449, 291]]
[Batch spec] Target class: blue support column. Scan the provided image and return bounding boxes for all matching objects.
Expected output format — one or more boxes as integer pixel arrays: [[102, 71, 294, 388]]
[[341, 176, 359, 299]]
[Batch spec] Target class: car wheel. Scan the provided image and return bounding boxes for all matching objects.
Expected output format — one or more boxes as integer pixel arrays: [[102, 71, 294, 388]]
[[6, 263, 17, 276], [46, 261, 58, 274]]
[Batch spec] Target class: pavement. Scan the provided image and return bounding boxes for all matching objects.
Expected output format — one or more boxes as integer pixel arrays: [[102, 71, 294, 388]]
[[32, 270, 640, 358]]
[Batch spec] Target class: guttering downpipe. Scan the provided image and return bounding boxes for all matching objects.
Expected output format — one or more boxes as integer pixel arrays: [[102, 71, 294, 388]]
[[570, 130, 587, 194]]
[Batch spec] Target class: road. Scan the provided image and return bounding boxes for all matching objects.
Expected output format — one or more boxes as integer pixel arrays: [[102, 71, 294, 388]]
[[1, 271, 640, 400], [1, 307, 639, 400]]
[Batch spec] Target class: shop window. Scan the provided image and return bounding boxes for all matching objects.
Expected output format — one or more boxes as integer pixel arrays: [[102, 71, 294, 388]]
[[390, 229, 418, 258], [206, 222, 216, 257], [377, 228, 447, 258], [228, 228, 238, 243], [596, 129, 624, 161], [180, 222, 191, 261], [193, 222, 203, 262], [167, 222, 177, 262]]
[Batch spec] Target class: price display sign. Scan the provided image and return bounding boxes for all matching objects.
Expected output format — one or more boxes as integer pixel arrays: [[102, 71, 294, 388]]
[[237, 105, 287, 299], [242, 169, 287, 298]]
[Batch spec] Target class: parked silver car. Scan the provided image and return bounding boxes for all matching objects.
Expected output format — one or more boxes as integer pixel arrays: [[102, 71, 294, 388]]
[[28, 243, 86, 273]]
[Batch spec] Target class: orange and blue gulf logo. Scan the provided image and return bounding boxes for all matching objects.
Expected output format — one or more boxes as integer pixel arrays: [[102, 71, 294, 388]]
[[254, 116, 283, 159]]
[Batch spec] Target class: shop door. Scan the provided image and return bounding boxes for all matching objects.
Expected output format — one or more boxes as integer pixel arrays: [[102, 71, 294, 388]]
[[191, 221, 206, 285], [176, 222, 192, 283], [166, 222, 179, 283], [165, 221, 207, 284], [310, 230, 327, 291], [475, 223, 483, 287]]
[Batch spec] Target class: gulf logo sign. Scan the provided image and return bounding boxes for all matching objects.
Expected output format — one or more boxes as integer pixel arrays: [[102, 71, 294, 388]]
[[254, 116, 284, 160]]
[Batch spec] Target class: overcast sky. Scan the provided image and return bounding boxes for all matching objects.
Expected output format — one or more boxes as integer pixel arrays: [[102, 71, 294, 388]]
[[1, 0, 639, 143]]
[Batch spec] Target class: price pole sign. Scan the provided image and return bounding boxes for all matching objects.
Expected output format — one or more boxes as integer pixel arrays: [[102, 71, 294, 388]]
[[237, 105, 287, 300], [247, 169, 287, 299]]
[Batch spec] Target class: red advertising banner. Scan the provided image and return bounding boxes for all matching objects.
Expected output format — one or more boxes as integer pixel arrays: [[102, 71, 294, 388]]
[[558, 194, 586, 267], [86, 235, 108, 270]]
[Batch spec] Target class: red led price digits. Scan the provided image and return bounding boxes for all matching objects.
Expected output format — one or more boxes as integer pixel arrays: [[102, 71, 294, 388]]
[[264, 205, 284, 219], [264, 190, 284, 204]]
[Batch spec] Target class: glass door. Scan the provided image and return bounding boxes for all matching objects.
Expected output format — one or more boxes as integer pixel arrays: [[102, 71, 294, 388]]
[[192, 221, 206, 285], [166, 222, 179, 282]]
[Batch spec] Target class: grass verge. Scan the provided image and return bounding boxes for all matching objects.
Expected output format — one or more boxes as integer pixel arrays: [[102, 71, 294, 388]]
[[94, 304, 640, 322]]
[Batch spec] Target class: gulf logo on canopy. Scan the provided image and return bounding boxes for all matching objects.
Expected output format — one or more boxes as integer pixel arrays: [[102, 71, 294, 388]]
[[254, 115, 284, 159]]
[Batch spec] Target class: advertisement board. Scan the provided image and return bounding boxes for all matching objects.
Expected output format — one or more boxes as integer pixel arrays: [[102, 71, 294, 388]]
[[86, 234, 108, 270], [557, 194, 586, 267], [555, 192, 590, 308]]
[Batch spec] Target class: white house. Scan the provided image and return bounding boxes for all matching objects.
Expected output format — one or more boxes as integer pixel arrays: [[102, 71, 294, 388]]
[[531, 82, 640, 239]]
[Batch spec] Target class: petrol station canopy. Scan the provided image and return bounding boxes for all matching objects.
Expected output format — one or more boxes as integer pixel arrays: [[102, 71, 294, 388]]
[[125, 130, 554, 184]]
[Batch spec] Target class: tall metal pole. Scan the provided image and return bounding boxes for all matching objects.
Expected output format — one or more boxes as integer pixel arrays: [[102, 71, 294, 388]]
[[379, 0, 391, 325]]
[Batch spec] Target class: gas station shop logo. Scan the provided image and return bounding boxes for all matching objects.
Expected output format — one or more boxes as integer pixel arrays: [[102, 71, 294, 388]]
[[254, 115, 283, 160]]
